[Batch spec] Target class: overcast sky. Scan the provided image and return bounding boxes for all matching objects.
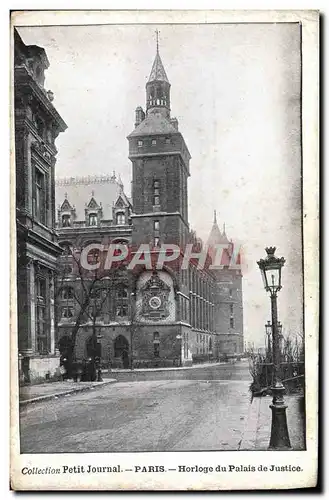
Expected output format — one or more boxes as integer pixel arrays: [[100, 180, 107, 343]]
[[18, 23, 303, 347]]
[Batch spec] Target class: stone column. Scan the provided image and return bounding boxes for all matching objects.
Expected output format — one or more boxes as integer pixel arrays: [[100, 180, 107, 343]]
[[49, 271, 56, 354], [18, 263, 32, 355], [29, 261, 36, 354]]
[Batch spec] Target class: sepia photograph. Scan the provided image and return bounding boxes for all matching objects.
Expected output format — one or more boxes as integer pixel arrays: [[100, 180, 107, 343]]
[[10, 9, 319, 490]]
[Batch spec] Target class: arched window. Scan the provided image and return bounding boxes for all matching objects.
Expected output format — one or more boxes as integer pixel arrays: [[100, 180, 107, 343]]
[[116, 212, 125, 225]]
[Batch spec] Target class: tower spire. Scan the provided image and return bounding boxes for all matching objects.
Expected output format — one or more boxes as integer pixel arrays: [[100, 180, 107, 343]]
[[214, 209, 217, 224], [155, 29, 159, 54]]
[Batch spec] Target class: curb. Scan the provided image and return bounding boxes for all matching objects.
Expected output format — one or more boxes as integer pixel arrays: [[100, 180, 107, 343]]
[[110, 361, 240, 373], [19, 379, 117, 406]]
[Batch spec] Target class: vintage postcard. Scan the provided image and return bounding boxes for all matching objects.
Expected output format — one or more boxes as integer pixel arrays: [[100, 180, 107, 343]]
[[10, 10, 319, 491]]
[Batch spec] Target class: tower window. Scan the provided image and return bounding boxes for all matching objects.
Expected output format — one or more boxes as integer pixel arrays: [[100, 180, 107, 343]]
[[116, 212, 125, 225], [138, 140, 143, 148], [153, 180, 160, 206], [229, 288, 233, 298], [152, 139, 157, 146], [230, 317, 235, 329], [89, 213, 97, 226], [230, 304, 234, 315], [153, 332, 160, 357], [62, 214, 71, 227], [165, 137, 170, 144], [154, 236, 160, 247], [154, 220, 160, 231]]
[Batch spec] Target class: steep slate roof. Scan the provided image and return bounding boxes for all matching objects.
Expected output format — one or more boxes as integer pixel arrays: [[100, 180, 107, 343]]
[[55, 175, 129, 222], [128, 111, 179, 138], [148, 51, 169, 83]]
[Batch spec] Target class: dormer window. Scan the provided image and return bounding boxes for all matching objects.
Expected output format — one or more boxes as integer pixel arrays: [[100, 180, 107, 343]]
[[62, 214, 71, 227], [138, 140, 143, 148], [116, 212, 125, 225], [89, 213, 97, 226]]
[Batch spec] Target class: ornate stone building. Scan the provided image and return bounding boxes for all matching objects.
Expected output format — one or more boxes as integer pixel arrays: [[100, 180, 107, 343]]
[[55, 43, 243, 368], [14, 29, 67, 382]]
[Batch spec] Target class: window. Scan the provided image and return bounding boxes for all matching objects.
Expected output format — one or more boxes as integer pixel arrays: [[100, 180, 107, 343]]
[[117, 304, 128, 317], [138, 140, 143, 148], [230, 317, 235, 329], [89, 213, 97, 226], [116, 212, 125, 225], [154, 344, 160, 357], [230, 304, 234, 315], [62, 214, 71, 227], [153, 332, 160, 357], [61, 287, 74, 300], [62, 306, 74, 319], [35, 117, 45, 139], [152, 139, 157, 146], [62, 264, 73, 275], [154, 220, 160, 231], [35, 168, 46, 224], [117, 287, 128, 298], [153, 180, 160, 206], [59, 242, 72, 255], [165, 137, 171, 144], [229, 288, 233, 298], [87, 248, 100, 265], [154, 237, 160, 247]]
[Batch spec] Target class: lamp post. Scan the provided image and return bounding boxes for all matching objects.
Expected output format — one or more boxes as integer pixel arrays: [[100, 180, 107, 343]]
[[265, 320, 272, 360], [257, 247, 291, 450]]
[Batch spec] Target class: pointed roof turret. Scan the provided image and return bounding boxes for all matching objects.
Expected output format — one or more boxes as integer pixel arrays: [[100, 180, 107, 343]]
[[221, 222, 229, 243], [148, 51, 169, 83], [148, 29, 169, 83], [207, 210, 223, 246]]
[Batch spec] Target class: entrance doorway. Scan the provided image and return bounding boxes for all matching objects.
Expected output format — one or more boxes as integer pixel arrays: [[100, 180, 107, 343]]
[[114, 335, 130, 368]]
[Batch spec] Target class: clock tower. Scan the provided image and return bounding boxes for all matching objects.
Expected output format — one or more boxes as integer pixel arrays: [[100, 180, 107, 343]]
[[127, 40, 191, 249]]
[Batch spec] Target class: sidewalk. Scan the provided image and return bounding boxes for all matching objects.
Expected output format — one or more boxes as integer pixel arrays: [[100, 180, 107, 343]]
[[19, 379, 117, 405], [240, 394, 305, 450]]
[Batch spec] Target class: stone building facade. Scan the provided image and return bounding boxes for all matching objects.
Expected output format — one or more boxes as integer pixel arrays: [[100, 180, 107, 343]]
[[14, 29, 67, 382], [55, 44, 243, 368]]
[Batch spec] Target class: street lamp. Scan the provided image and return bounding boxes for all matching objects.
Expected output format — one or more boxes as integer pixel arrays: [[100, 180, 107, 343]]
[[257, 247, 291, 450]]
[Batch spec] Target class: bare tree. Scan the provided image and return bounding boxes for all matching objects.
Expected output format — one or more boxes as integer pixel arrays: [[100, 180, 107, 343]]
[[56, 244, 122, 377]]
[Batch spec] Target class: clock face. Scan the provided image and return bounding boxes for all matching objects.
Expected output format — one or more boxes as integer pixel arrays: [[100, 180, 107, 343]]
[[149, 296, 162, 310]]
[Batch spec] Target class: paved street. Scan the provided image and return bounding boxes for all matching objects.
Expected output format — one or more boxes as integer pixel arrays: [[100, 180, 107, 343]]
[[20, 361, 253, 453]]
